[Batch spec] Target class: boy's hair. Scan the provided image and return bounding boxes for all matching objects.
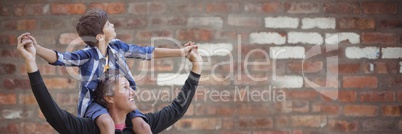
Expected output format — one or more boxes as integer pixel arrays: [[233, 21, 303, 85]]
[[93, 69, 122, 109], [76, 9, 108, 47]]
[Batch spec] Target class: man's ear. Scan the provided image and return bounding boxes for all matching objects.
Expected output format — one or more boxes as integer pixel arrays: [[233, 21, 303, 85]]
[[96, 34, 104, 41], [104, 96, 113, 104]]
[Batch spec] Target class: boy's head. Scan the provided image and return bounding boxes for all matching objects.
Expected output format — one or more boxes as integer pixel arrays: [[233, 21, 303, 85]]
[[76, 9, 114, 47]]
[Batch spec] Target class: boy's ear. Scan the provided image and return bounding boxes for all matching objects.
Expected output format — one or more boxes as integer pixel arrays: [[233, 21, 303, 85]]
[[96, 34, 104, 41]]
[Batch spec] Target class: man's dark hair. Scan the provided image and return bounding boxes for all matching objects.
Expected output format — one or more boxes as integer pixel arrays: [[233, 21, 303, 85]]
[[93, 69, 122, 108], [76, 9, 108, 47]]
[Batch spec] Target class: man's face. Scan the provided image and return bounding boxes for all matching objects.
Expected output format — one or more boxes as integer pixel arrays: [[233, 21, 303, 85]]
[[111, 77, 137, 112], [102, 20, 116, 40]]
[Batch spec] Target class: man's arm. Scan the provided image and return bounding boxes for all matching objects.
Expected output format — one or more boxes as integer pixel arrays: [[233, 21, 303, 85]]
[[144, 48, 202, 133], [18, 33, 98, 134]]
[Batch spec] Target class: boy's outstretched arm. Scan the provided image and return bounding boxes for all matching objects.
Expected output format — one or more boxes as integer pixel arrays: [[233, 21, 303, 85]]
[[152, 41, 196, 59], [25, 34, 58, 64]]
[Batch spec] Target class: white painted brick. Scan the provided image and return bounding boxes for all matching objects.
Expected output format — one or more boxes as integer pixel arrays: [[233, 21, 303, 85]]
[[264, 17, 299, 29], [399, 62, 402, 73], [187, 17, 223, 29], [270, 46, 305, 59], [249, 32, 286, 45], [197, 43, 233, 56], [345, 47, 379, 59], [382, 47, 402, 59], [301, 17, 336, 29], [272, 75, 303, 88], [325, 33, 360, 45], [288, 32, 323, 45], [157, 73, 188, 86], [2, 109, 22, 119]]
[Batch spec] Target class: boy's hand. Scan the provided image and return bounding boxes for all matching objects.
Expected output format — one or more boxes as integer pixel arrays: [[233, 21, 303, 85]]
[[182, 41, 196, 57], [27, 34, 40, 48]]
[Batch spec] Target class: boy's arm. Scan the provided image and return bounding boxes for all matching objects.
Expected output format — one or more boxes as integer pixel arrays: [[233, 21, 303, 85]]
[[152, 42, 195, 59], [28, 35, 91, 66], [27, 35, 58, 63]]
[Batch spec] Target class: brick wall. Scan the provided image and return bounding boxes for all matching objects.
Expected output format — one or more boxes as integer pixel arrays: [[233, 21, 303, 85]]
[[1, 0, 402, 134]]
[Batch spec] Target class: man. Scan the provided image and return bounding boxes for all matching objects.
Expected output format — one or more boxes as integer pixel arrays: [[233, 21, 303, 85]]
[[17, 33, 202, 134]]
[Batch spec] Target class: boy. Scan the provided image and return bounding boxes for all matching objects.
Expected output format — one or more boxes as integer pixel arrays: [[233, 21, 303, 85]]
[[22, 9, 195, 134]]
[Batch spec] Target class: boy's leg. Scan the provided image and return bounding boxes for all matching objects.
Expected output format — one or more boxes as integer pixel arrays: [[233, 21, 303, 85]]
[[131, 117, 151, 134], [85, 102, 114, 134], [96, 114, 115, 134], [127, 109, 151, 134]]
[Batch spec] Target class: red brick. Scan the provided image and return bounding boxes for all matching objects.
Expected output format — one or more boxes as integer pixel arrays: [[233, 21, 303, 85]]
[[178, 28, 214, 41], [175, 118, 221, 130], [285, 90, 318, 100], [223, 132, 250, 134], [0, 63, 16, 75], [0, 34, 17, 45], [89, 2, 125, 14], [37, 19, 66, 29], [275, 116, 290, 128], [359, 91, 394, 102], [222, 118, 235, 129], [110, 17, 147, 29], [0, 93, 16, 105], [312, 103, 340, 115], [329, 62, 360, 74], [374, 62, 398, 74], [328, 119, 358, 132], [245, 2, 282, 13], [321, 90, 357, 102], [0, 123, 18, 133], [58, 67, 79, 76], [1, 50, 20, 58], [380, 20, 402, 29], [20, 64, 56, 75], [385, 76, 402, 88], [343, 76, 377, 88], [13, 4, 49, 16], [238, 103, 271, 115], [362, 2, 397, 14], [43, 78, 77, 89], [18, 94, 36, 105], [338, 18, 375, 30], [344, 105, 378, 116], [284, 2, 320, 14], [3, 78, 30, 90], [303, 76, 338, 88], [291, 115, 326, 127], [173, 3, 203, 14], [195, 103, 234, 116], [253, 130, 290, 134], [323, 2, 360, 14], [398, 91, 402, 101], [21, 122, 54, 133], [362, 119, 396, 131], [288, 61, 322, 73], [135, 30, 172, 41], [150, 16, 187, 26], [239, 117, 273, 129], [59, 33, 84, 45], [381, 105, 402, 116], [116, 33, 133, 43], [51, 3, 86, 15], [362, 32, 397, 45], [56, 93, 78, 106], [206, 3, 240, 13], [0, 4, 12, 16], [128, 2, 165, 15], [3, 19, 37, 30]]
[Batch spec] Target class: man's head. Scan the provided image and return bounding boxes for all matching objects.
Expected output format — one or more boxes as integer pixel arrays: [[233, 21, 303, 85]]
[[76, 9, 116, 47], [94, 69, 137, 112]]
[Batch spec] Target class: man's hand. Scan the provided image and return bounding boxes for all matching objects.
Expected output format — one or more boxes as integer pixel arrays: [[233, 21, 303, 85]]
[[17, 33, 38, 73], [187, 45, 202, 74], [182, 41, 196, 57]]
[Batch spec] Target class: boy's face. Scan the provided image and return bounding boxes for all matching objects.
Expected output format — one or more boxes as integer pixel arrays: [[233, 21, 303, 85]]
[[102, 20, 116, 40]]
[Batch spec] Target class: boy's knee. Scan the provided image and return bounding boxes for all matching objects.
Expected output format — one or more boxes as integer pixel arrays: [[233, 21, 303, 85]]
[[96, 114, 114, 126]]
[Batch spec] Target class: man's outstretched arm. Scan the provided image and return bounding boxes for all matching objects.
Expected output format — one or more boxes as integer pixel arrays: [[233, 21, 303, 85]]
[[17, 33, 98, 134], [144, 47, 202, 133]]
